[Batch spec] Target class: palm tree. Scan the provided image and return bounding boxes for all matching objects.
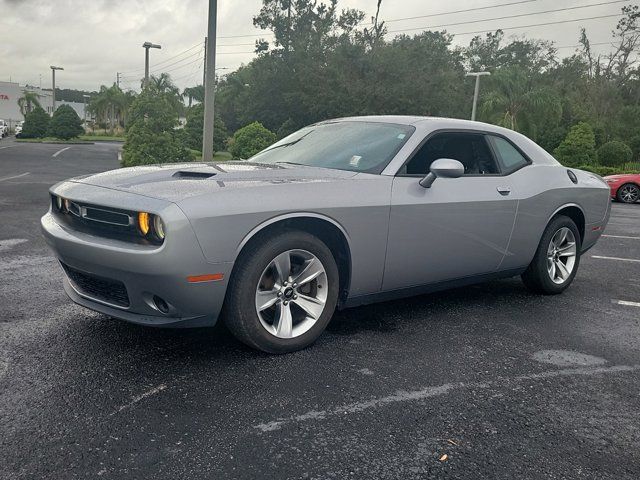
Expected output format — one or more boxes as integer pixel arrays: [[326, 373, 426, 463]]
[[150, 73, 184, 115], [480, 66, 561, 139], [183, 85, 205, 107], [17, 90, 42, 117], [87, 84, 130, 134]]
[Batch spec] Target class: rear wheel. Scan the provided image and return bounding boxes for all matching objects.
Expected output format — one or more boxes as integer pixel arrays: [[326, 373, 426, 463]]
[[616, 183, 640, 204], [522, 215, 581, 295], [224, 230, 339, 353]]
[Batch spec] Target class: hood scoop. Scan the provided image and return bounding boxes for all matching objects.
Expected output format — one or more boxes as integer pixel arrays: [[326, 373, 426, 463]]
[[172, 169, 217, 179]]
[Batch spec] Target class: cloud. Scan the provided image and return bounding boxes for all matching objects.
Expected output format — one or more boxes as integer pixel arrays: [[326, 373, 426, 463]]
[[0, 0, 622, 91]]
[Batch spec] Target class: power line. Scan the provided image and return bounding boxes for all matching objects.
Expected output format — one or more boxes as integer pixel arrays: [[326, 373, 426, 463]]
[[151, 41, 204, 68], [119, 41, 204, 75], [446, 13, 622, 37], [152, 54, 203, 75], [386, 0, 628, 35], [150, 47, 203, 73], [378, 0, 541, 25]]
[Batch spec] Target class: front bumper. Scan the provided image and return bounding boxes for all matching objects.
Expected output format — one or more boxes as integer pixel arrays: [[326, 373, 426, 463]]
[[41, 200, 232, 328]]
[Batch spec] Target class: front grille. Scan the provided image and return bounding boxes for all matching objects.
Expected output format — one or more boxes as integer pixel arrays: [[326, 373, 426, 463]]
[[61, 262, 130, 307]]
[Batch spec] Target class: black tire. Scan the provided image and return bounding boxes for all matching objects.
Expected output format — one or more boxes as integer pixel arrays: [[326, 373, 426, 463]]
[[616, 183, 640, 204], [521, 215, 582, 295], [223, 230, 339, 354]]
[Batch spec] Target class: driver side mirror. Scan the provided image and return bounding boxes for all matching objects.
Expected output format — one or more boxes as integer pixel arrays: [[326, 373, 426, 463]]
[[419, 158, 465, 188]]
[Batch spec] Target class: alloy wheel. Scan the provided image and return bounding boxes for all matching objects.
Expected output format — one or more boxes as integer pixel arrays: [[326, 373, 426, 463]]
[[620, 184, 639, 203], [255, 249, 328, 339], [546, 227, 577, 285]]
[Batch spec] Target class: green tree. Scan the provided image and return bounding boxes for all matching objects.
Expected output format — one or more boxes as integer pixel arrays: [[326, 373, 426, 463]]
[[20, 106, 50, 138], [628, 135, 640, 161], [87, 84, 132, 133], [597, 141, 633, 167], [228, 122, 276, 159], [480, 66, 562, 139], [184, 104, 229, 154], [182, 85, 205, 108], [17, 90, 41, 117], [122, 88, 193, 167], [554, 122, 597, 167], [148, 73, 184, 115], [48, 105, 84, 139]]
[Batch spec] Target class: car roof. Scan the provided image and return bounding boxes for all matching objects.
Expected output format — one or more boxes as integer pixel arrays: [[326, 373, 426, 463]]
[[323, 115, 518, 134]]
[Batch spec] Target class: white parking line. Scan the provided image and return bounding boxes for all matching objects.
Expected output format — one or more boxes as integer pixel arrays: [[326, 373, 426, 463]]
[[254, 364, 640, 432], [0, 145, 15, 150], [602, 234, 640, 240], [52, 146, 71, 158], [111, 384, 167, 415], [592, 255, 640, 263], [614, 300, 640, 308], [0, 172, 30, 182], [0, 238, 28, 252]]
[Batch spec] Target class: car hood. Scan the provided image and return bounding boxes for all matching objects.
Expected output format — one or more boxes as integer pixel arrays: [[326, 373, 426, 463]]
[[68, 161, 358, 202]]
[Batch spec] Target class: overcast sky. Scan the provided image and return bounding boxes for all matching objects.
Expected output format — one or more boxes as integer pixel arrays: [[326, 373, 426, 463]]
[[0, 0, 628, 92]]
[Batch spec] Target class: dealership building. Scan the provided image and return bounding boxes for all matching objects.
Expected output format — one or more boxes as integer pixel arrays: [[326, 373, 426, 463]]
[[0, 80, 86, 130]]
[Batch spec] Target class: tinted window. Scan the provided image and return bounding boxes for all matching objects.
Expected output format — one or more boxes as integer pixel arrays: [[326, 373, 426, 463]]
[[249, 121, 414, 173], [488, 136, 529, 172], [404, 133, 499, 175]]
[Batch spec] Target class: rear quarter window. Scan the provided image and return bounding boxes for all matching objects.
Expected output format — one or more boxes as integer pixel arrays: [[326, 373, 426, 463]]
[[488, 136, 530, 173]]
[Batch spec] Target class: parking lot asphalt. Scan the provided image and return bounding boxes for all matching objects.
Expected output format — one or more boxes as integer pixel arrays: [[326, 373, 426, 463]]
[[1, 138, 639, 479]]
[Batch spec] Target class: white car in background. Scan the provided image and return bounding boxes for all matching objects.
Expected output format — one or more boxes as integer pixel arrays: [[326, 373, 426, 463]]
[[0, 119, 8, 138], [15, 122, 23, 135]]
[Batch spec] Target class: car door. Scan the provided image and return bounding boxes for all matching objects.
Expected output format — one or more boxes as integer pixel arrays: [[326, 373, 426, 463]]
[[382, 131, 518, 291]]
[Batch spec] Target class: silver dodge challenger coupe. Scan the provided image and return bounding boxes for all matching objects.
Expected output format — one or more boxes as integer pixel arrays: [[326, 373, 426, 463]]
[[42, 116, 611, 353]]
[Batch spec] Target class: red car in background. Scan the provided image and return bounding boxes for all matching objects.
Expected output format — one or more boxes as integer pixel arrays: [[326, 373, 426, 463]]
[[603, 174, 640, 203]]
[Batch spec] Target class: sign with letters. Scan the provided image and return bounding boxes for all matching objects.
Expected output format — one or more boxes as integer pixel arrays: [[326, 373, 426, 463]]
[[0, 94, 9, 100]]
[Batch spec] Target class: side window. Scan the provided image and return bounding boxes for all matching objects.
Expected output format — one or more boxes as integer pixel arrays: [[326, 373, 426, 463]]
[[403, 132, 500, 176], [488, 136, 529, 173]]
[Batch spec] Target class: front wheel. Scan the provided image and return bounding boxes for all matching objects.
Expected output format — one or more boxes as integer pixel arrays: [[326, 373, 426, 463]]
[[521, 215, 582, 295], [224, 230, 339, 353], [616, 183, 640, 204]]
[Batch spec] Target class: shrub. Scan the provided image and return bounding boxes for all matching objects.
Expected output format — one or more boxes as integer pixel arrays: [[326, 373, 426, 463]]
[[184, 104, 229, 155], [20, 106, 50, 138], [627, 135, 640, 161], [48, 104, 84, 140], [576, 165, 618, 177], [122, 89, 193, 167], [228, 122, 276, 159], [597, 141, 633, 167], [553, 122, 596, 167]]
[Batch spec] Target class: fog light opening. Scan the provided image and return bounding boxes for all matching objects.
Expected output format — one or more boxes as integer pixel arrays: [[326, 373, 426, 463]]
[[153, 295, 170, 314]]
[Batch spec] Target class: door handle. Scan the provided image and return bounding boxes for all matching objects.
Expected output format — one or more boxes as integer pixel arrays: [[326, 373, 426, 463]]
[[497, 186, 511, 196]]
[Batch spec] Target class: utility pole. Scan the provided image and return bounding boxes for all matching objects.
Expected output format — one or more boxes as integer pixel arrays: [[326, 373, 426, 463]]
[[50, 66, 64, 114], [202, 0, 218, 162], [465, 71, 490, 121], [203, 37, 207, 86], [116, 72, 121, 89], [142, 41, 161, 88]]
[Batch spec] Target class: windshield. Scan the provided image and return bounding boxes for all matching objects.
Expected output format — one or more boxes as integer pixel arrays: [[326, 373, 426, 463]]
[[249, 121, 415, 173]]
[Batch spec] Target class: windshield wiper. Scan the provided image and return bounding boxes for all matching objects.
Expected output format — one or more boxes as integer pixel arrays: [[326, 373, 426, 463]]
[[266, 131, 313, 151], [275, 161, 305, 166]]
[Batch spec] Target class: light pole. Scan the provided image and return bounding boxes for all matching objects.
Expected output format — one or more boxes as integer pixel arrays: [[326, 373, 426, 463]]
[[50, 66, 64, 114], [465, 71, 490, 121], [83, 94, 90, 124], [202, 0, 218, 161], [142, 41, 161, 88]]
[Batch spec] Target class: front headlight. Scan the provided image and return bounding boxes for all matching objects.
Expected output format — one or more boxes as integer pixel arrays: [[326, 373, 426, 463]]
[[153, 215, 165, 240], [137, 211, 165, 242], [137, 212, 151, 235]]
